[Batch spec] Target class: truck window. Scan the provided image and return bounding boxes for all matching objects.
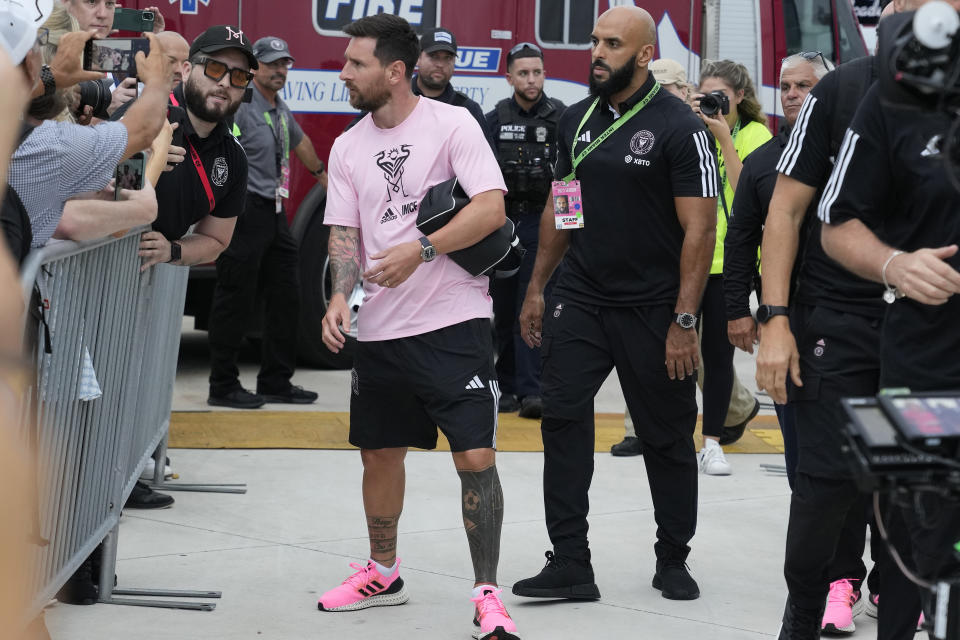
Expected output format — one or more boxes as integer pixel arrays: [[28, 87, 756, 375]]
[[783, 0, 867, 64], [537, 0, 598, 49]]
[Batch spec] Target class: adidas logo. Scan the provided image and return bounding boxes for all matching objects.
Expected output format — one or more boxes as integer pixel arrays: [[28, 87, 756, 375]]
[[465, 375, 485, 390], [921, 135, 942, 158], [577, 131, 592, 144], [380, 208, 398, 224]]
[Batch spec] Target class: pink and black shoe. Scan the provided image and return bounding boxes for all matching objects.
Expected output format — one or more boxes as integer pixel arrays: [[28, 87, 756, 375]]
[[317, 559, 409, 612], [471, 587, 521, 640], [821, 579, 864, 634]]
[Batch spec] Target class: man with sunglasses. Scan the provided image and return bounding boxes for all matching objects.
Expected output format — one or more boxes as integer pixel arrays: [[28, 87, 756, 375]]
[[485, 42, 564, 420], [206, 36, 326, 409]]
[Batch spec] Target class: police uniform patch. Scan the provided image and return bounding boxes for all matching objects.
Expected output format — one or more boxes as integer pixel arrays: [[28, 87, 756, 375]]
[[536, 126, 548, 143], [630, 130, 656, 156], [211, 157, 229, 187]]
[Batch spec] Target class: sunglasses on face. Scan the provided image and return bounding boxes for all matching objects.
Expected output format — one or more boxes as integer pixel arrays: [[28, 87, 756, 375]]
[[196, 56, 254, 88]]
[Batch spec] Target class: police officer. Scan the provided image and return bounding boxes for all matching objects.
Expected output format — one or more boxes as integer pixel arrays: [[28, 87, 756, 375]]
[[413, 27, 495, 150], [819, 7, 960, 638], [755, 7, 929, 636], [511, 5, 718, 602], [206, 36, 326, 409], [485, 42, 564, 418]]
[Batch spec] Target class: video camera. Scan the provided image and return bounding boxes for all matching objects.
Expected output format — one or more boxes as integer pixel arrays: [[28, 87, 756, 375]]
[[881, 1, 960, 191], [842, 391, 960, 639]]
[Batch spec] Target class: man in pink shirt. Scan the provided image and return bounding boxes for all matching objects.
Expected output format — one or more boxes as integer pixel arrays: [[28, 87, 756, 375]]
[[317, 14, 519, 640]]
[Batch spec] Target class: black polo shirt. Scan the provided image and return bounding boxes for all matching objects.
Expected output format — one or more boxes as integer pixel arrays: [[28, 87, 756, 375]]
[[776, 55, 884, 318], [820, 84, 960, 390], [153, 85, 248, 241], [552, 75, 719, 307], [723, 127, 814, 320]]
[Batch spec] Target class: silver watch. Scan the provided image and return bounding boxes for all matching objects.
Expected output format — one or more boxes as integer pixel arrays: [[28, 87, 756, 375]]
[[674, 312, 697, 330]]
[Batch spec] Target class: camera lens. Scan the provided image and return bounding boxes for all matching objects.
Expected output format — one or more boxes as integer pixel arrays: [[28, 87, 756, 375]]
[[700, 94, 720, 116]]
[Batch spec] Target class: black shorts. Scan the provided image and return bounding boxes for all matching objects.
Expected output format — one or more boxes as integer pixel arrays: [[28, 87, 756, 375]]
[[349, 318, 499, 452]]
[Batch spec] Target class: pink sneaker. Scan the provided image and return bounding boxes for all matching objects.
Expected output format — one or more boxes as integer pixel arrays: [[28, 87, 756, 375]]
[[918, 611, 925, 632], [471, 587, 521, 640], [317, 559, 409, 612], [821, 579, 864, 634], [865, 592, 879, 618]]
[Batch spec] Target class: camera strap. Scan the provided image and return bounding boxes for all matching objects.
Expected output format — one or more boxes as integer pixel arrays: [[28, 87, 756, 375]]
[[169, 92, 216, 214], [564, 82, 661, 181]]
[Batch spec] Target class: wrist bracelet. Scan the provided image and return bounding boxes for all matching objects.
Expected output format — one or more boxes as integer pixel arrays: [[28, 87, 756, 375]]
[[881, 250, 905, 304]]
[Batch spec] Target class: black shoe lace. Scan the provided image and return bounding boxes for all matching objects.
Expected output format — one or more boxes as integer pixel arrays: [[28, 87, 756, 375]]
[[543, 550, 567, 570]]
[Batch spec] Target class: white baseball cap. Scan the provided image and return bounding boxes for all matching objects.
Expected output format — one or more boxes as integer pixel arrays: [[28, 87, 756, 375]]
[[0, 0, 54, 65]]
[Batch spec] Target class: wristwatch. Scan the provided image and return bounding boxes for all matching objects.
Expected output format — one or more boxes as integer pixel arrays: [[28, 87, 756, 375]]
[[674, 312, 697, 330], [310, 163, 325, 177], [419, 236, 436, 262], [40, 64, 56, 97], [756, 304, 789, 324], [168, 242, 182, 263]]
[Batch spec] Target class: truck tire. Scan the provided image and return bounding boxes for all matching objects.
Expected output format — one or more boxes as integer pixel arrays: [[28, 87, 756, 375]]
[[291, 184, 361, 369]]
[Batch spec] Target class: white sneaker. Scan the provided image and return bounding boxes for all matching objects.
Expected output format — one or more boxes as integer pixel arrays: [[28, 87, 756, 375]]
[[139, 458, 173, 480], [698, 443, 732, 475]]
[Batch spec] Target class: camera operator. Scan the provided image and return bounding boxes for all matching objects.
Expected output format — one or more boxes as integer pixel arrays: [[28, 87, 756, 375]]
[[819, 3, 960, 633], [722, 52, 833, 488], [485, 42, 565, 419], [691, 60, 772, 476]]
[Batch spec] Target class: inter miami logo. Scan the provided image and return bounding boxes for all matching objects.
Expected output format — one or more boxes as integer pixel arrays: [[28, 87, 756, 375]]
[[630, 130, 655, 155], [211, 157, 228, 186], [375, 145, 412, 202]]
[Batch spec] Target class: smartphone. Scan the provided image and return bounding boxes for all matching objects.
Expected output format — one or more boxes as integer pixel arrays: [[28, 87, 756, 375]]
[[115, 153, 146, 199], [83, 38, 150, 78], [112, 8, 155, 33]]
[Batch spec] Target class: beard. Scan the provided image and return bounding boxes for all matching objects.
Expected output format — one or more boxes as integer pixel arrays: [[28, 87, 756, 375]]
[[184, 74, 242, 124], [588, 55, 637, 100], [418, 72, 448, 92], [348, 79, 391, 113]]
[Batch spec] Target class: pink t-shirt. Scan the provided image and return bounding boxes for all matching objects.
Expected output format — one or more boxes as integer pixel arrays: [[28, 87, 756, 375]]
[[324, 97, 506, 341]]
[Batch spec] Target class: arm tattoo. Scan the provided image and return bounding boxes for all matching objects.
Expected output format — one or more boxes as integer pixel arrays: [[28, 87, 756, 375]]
[[457, 465, 504, 585], [366, 514, 400, 564], [329, 225, 361, 298]]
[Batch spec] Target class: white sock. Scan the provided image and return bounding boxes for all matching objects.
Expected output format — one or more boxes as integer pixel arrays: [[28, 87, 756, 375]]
[[704, 438, 720, 450], [472, 585, 496, 598], [372, 559, 397, 577]]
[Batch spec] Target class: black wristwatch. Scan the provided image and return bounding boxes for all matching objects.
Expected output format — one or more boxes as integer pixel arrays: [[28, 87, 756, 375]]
[[168, 242, 182, 263], [419, 236, 436, 262], [674, 312, 697, 330], [41, 64, 56, 97], [756, 304, 789, 324]]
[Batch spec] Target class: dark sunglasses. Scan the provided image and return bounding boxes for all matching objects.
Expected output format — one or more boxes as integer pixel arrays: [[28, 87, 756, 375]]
[[783, 50, 828, 68], [509, 42, 542, 57], [196, 56, 254, 89]]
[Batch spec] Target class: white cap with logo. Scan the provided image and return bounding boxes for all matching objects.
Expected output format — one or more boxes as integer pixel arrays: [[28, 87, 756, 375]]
[[0, 0, 54, 65]]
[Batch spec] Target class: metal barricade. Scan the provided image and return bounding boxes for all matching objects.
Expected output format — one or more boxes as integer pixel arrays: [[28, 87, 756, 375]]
[[18, 229, 220, 617]]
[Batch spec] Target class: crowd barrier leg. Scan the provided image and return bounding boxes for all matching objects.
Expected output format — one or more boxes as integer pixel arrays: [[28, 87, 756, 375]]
[[96, 523, 220, 611], [146, 435, 247, 494]]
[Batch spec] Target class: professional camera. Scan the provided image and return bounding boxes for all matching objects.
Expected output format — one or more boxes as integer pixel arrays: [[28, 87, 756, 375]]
[[881, 1, 960, 190], [842, 392, 960, 639], [698, 90, 730, 116], [76, 80, 111, 117]]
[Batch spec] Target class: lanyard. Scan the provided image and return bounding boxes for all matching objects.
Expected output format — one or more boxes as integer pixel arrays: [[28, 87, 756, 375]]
[[170, 92, 216, 213], [563, 81, 660, 181], [263, 110, 290, 181], [718, 118, 741, 189]]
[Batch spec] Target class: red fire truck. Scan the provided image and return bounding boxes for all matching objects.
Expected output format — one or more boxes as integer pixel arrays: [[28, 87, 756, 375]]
[[128, 0, 867, 367]]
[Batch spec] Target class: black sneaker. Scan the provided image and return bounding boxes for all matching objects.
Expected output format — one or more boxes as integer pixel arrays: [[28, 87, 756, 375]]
[[777, 596, 824, 640], [512, 550, 601, 600], [719, 398, 760, 445], [498, 393, 520, 413], [259, 385, 318, 404], [56, 553, 98, 605], [610, 436, 643, 456], [652, 561, 700, 600], [208, 388, 265, 409], [518, 395, 543, 419], [124, 481, 175, 509]]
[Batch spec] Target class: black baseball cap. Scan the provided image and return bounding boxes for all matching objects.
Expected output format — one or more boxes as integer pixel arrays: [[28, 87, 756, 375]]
[[421, 27, 457, 54], [252, 36, 295, 64], [190, 25, 259, 70]]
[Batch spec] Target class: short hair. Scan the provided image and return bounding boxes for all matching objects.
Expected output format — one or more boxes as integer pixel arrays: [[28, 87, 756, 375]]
[[343, 14, 420, 80], [780, 52, 835, 81], [506, 43, 543, 70]]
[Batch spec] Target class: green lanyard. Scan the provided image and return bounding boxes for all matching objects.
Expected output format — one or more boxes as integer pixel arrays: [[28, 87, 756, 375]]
[[718, 118, 741, 189], [563, 81, 661, 181]]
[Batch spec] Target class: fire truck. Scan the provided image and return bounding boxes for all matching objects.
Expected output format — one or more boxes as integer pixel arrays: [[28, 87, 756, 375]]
[[129, 0, 867, 367]]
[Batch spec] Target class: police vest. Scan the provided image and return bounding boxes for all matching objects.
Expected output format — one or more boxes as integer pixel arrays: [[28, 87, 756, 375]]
[[495, 97, 562, 212]]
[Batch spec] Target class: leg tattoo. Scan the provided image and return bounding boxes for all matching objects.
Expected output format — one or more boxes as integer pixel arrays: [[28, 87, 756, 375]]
[[457, 465, 504, 585], [367, 514, 400, 565]]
